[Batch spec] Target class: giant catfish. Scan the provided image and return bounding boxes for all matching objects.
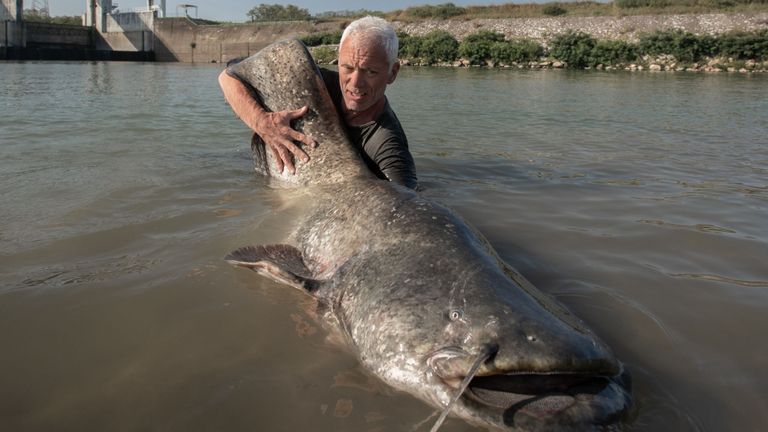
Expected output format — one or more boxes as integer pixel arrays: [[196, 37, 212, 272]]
[[225, 39, 633, 431]]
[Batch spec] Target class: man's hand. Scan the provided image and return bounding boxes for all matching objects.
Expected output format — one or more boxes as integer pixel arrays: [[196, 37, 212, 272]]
[[255, 106, 317, 175], [218, 70, 317, 175]]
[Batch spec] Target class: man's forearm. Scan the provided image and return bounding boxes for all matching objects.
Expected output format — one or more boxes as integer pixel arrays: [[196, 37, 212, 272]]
[[218, 70, 266, 134]]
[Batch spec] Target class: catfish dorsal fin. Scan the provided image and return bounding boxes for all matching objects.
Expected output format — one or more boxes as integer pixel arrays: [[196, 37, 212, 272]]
[[225, 244, 319, 292]]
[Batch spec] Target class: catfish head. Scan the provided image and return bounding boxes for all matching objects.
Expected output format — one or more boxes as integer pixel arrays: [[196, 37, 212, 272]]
[[350, 254, 633, 432]]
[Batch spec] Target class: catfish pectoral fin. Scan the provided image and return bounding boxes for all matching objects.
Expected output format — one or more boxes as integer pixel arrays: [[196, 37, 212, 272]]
[[225, 244, 319, 292]]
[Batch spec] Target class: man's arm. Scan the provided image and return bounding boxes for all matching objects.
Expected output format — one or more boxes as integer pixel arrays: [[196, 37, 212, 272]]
[[375, 138, 418, 190], [218, 70, 316, 174]]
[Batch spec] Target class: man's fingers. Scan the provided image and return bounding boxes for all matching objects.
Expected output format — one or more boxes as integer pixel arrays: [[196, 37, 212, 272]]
[[267, 143, 285, 174], [279, 137, 309, 163], [288, 130, 318, 150], [275, 144, 295, 174], [285, 105, 309, 120]]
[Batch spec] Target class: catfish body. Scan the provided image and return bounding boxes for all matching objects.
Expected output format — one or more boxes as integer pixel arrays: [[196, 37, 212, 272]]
[[226, 39, 632, 431]]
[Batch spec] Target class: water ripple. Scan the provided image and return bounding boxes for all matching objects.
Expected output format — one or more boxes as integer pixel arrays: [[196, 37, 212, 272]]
[[667, 273, 768, 288]]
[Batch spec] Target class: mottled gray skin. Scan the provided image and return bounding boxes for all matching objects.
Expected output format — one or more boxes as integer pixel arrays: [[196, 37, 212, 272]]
[[227, 39, 632, 431]]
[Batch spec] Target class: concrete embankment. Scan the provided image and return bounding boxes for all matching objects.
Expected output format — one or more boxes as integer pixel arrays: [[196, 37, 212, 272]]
[[397, 12, 768, 45], [153, 18, 333, 63], [1, 21, 152, 61]]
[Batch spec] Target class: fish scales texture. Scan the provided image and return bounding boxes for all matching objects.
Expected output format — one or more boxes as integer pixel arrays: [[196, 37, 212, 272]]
[[228, 40, 371, 186], [227, 39, 633, 431]]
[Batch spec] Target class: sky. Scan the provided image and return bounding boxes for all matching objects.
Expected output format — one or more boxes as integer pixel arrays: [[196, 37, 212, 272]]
[[47, 0, 523, 22]]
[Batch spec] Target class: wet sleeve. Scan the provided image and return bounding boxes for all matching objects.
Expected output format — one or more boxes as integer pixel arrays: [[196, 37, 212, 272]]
[[374, 136, 418, 190]]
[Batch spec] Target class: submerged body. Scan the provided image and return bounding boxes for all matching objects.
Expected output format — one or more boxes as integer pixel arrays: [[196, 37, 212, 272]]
[[226, 39, 632, 430]]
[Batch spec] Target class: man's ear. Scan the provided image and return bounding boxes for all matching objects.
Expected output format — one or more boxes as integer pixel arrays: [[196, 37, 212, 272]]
[[388, 61, 400, 84]]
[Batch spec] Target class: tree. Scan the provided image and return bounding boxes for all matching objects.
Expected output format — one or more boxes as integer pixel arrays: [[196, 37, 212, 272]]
[[247, 3, 311, 22], [23, 9, 82, 25]]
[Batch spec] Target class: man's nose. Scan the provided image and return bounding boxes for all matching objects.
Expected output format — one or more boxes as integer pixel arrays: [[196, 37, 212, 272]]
[[350, 69, 364, 87]]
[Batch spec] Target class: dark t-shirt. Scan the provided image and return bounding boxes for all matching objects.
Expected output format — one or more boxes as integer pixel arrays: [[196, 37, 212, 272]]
[[319, 69, 417, 190], [226, 62, 417, 189]]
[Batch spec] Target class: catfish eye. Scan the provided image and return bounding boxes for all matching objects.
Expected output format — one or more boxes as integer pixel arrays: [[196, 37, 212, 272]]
[[449, 309, 463, 321]]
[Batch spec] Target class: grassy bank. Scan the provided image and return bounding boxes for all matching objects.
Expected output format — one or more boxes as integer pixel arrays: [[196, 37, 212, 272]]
[[305, 28, 768, 72]]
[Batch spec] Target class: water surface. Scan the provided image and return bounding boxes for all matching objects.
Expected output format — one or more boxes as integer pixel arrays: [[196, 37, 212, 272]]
[[1, 62, 766, 431]]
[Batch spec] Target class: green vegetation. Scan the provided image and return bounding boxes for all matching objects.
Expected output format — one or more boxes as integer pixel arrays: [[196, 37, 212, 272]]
[[549, 31, 598, 68], [309, 46, 337, 64], [591, 39, 639, 65], [23, 10, 82, 25], [247, 0, 768, 23], [491, 39, 544, 64], [313, 9, 384, 20], [405, 3, 466, 19], [388, 29, 768, 68], [399, 31, 460, 63], [394, 30, 543, 66], [717, 29, 768, 60], [420, 30, 461, 63], [457, 30, 505, 64], [637, 29, 717, 61], [542, 4, 568, 16], [247, 3, 311, 22], [277, 0, 767, 69], [300, 30, 342, 46]]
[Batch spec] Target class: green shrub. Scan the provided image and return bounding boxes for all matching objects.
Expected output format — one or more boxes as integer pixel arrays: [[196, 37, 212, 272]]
[[407, 3, 465, 19], [459, 30, 507, 64], [463, 30, 507, 44], [542, 4, 568, 16], [491, 39, 544, 63], [398, 33, 423, 59], [591, 39, 639, 64], [716, 29, 768, 60], [420, 30, 460, 63], [310, 46, 337, 64], [614, 0, 671, 7], [549, 31, 597, 68], [638, 29, 716, 62], [300, 30, 342, 47]]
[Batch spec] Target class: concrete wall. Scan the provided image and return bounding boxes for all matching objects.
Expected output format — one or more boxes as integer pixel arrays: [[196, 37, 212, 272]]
[[106, 10, 153, 32], [153, 18, 318, 63], [0, 16, 153, 60], [1, 19, 24, 48], [95, 30, 152, 51], [25, 22, 91, 48], [1, 0, 22, 50], [1, 0, 21, 21]]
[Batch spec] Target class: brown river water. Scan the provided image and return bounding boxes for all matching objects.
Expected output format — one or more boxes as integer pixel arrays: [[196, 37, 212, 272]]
[[1, 62, 766, 431]]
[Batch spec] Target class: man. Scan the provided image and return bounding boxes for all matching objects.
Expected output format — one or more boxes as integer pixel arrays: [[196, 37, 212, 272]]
[[218, 16, 417, 189]]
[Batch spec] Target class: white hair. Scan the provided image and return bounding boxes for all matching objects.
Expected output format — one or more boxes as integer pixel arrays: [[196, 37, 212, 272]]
[[339, 16, 399, 69]]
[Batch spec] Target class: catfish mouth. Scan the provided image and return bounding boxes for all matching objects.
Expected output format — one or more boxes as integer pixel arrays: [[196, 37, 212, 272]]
[[463, 372, 611, 411], [428, 349, 631, 424]]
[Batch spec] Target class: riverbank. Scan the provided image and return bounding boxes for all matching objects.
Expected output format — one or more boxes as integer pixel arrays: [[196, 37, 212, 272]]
[[313, 51, 768, 73], [304, 14, 768, 73], [146, 11, 768, 63]]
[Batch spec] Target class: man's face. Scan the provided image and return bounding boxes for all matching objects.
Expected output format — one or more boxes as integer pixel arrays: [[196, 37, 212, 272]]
[[337, 35, 399, 114]]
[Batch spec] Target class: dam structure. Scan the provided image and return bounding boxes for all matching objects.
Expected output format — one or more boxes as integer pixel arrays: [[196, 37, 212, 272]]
[[1, 0, 310, 62], [1, 0, 158, 60]]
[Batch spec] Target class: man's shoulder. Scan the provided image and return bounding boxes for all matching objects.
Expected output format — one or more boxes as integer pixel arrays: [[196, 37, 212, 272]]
[[319, 67, 338, 80]]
